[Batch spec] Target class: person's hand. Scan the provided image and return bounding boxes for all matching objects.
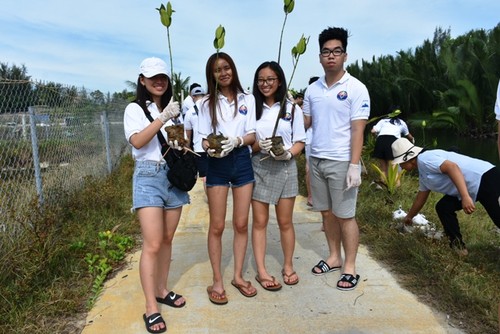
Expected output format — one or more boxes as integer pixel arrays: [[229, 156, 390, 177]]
[[220, 136, 241, 157], [258, 138, 272, 152], [270, 150, 292, 161], [158, 97, 180, 124], [206, 148, 217, 157], [345, 163, 361, 190], [461, 195, 475, 214], [403, 215, 413, 226], [168, 139, 183, 151]]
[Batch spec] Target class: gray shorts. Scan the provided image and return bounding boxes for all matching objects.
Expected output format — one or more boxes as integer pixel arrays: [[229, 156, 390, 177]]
[[309, 157, 358, 218], [251, 153, 298, 205]]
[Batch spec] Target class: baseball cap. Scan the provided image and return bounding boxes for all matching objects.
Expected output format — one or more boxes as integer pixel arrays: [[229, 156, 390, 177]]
[[191, 87, 205, 96], [139, 57, 169, 78]]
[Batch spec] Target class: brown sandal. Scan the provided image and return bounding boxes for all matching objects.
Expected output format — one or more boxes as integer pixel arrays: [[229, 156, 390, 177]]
[[255, 275, 282, 291], [207, 286, 228, 305], [230, 280, 257, 297], [281, 269, 299, 285]]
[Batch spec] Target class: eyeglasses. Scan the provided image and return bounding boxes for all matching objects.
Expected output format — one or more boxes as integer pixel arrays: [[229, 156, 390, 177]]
[[257, 77, 278, 86], [320, 48, 345, 57]]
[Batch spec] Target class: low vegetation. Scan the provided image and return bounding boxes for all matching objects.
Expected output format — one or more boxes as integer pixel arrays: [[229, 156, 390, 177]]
[[0, 153, 498, 333], [298, 153, 499, 334]]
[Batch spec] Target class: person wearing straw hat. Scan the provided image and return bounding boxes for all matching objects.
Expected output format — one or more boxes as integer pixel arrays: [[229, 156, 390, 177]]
[[391, 138, 500, 256]]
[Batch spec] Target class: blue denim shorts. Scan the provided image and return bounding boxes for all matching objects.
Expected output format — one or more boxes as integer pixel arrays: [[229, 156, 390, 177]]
[[206, 147, 255, 187], [132, 160, 190, 211]]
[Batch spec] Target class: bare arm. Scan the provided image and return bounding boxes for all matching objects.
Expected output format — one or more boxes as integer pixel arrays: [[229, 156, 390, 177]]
[[404, 190, 431, 225], [440, 160, 475, 214], [129, 118, 163, 149], [350, 119, 367, 164]]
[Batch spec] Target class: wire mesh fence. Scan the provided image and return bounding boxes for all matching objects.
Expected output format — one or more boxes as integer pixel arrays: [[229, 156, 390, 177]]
[[0, 79, 130, 236]]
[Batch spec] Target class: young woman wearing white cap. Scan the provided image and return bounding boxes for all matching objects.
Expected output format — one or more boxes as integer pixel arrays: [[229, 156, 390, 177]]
[[123, 57, 187, 333]]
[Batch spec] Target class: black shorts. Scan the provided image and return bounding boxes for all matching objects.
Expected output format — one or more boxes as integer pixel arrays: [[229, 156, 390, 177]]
[[195, 152, 208, 177], [373, 135, 397, 160]]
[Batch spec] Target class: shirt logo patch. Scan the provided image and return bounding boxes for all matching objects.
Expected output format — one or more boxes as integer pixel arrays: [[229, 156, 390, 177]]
[[239, 105, 248, 115], [337, 91, 348, 100], [282, 110, 292, 121]]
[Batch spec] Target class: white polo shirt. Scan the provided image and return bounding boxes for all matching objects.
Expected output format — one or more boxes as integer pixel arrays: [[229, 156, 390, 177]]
[[198, 92, 256, 141], [184, 102, 203, 152], [417, 150, 494, 201], [124, 101, 167, 162], [373, 118, 409, 138], [182, 95, 194, 117], [303, 72, 370, 161], [255, 101, 306, 152]]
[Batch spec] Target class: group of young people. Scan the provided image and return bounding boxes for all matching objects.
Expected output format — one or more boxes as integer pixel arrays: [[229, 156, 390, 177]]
[[124, 24, 500, 333]]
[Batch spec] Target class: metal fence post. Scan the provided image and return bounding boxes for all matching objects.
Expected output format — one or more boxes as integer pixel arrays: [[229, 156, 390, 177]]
[[28, 106, 44, 206], [101, 111, 112, 174]]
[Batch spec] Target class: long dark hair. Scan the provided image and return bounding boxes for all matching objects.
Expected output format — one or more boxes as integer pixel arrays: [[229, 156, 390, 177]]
[[133, 74, 173, 112], [252, 61, 288, 121], [204, 52, 245, 133]]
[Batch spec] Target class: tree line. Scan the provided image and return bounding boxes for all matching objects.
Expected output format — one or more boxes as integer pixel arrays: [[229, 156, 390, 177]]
[[1, 23, 499, 136], [347, 24, 500, 137]]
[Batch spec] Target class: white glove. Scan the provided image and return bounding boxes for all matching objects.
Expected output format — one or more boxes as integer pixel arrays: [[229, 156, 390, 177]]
[[220, 136, 241, 157], [168, 139, 183, 151], [345, 163, 361, 190], [258, 138, 272, 152], [206, 148, 217, 157], [270, 150, 292, 161], [158, 97, 180, 124]]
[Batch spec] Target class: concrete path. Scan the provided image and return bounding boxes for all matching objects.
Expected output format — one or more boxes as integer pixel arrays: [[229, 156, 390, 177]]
[[82, 180, 464, 334]]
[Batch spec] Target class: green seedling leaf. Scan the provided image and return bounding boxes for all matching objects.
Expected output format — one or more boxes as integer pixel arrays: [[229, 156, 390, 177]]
[[213, 25, 225, 50], [284, 0, 295, 13]]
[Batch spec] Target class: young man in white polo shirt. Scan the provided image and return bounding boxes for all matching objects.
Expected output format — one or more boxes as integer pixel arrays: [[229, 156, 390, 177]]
[[303, 27, 370, 291]]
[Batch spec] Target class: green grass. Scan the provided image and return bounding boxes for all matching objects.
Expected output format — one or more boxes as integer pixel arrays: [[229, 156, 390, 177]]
[[0, 153, 498, 333], [0, 155, 139, 334], [296, 152, 499, 333]]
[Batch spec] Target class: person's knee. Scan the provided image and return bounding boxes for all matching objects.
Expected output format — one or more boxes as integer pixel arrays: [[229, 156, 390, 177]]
[[209, 221, 225, 237], [143, 240, 163, 254]]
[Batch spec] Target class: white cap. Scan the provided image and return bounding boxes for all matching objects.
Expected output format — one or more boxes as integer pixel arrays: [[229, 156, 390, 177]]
[[139, 57, 169, 78], [191, 87, 205, 96]]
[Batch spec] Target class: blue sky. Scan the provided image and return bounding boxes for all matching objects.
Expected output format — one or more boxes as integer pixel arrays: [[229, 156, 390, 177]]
[[1, 0, 499, 93]]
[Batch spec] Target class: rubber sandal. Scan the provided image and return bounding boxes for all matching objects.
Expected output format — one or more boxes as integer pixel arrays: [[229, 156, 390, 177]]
[[206, 286, 228, 305], [231, 280, 257, 297], [336, 273, 360, 291], [311, 260, 341, 275], [143, 313, 167, 333], [255, 275, 282, 291], [156, 291, 186, 308], [281, 269, 299, 285]]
